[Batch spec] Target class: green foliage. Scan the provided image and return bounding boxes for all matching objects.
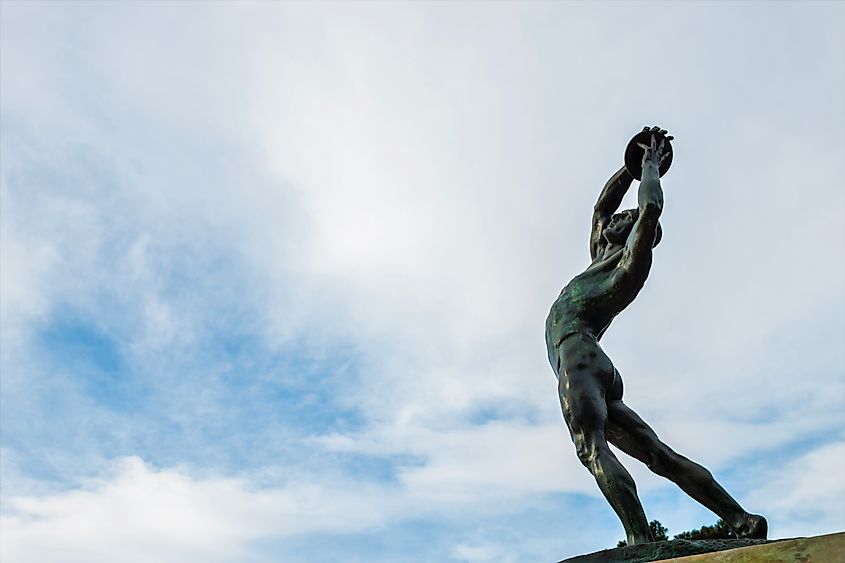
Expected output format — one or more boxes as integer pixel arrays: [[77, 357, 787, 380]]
[[652, 520, 668, 541], [673, 519, 737, 540], [616, 519, 735, 548]]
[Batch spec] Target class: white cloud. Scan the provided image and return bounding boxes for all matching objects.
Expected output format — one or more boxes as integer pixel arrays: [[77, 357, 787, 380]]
[[0, 451, 588, 563], [0, 457, 397, 563], [451, 542, 515, 563], [747, 440, 845, 538], [0, 220, 56, 339], [319, 420, 595, 503]]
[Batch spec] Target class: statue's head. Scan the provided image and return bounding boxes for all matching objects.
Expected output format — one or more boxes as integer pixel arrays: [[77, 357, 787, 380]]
[[603, 209, 662, 247]]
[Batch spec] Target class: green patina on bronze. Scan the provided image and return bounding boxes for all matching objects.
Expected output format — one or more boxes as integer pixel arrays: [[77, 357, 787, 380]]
[[545, 128, 767, 547]]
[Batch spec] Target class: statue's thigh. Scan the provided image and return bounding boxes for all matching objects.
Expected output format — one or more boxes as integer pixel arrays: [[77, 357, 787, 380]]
[[559, 336, 616, 391], [557, 336, 616, 433], [558, 371, 609, 436]]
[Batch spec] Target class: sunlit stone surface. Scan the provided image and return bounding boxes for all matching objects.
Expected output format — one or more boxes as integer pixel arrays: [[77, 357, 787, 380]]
[[559, 531, 844, 563]]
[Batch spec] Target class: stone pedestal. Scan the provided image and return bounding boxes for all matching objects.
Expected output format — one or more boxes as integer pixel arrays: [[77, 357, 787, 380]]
[[559, 531, 843, 563]]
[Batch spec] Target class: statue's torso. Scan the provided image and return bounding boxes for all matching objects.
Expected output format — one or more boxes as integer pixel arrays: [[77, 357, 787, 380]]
[[545, 246, 647, 354]]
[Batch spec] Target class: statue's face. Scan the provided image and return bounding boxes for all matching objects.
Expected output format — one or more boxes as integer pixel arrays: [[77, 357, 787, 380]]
[[603, 211, 636, 244]]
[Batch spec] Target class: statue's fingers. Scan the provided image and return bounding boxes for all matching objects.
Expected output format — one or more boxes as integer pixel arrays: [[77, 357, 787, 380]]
[[666, 135, 674, 141], [636, 142, 650, 150]]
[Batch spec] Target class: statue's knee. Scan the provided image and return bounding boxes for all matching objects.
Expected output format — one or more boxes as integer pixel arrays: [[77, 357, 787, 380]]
[[647, 449, 714, 484], [575, 440, 601, 468], [646, 449, 673, 477], [692, 465, 715, 486], [576, 446, 592, 467]]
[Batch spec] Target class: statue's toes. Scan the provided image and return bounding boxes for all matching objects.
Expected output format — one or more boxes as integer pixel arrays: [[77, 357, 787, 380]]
[[737, 514, 768, 540]]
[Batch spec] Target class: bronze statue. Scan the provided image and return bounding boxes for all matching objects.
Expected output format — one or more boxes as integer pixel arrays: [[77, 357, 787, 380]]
[[545, 127, 767, 545]]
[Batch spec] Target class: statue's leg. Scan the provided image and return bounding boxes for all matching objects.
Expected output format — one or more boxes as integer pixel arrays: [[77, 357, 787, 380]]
[[606, 399, 767, 539], [557, 337, 653, 545]]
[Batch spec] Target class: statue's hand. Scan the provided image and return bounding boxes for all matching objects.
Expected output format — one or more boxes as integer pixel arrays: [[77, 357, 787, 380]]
[[638, 126, 673, 169]]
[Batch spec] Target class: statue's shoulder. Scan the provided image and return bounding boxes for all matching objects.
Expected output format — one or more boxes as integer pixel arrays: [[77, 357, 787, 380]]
[[586, 247, 624, 271]]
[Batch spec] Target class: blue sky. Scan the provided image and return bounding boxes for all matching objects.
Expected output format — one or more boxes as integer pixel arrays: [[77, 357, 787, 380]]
[[1, 2, 844, 562]]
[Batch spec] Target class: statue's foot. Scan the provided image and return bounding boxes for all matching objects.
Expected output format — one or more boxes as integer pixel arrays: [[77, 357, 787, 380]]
[[626, 535, 654, 546], [734, 513, 768, 539]]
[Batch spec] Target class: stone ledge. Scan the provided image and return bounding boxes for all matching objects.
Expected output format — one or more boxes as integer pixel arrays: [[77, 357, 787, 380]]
[[668, 532, 843, 562], [559, 531, 843, 563]]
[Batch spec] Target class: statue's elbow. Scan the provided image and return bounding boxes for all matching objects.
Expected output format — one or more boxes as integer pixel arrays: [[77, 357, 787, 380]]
[[641, 200, 663, 218]]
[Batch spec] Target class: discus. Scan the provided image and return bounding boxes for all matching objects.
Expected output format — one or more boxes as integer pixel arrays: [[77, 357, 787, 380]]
[[624, 130, 673, 180]]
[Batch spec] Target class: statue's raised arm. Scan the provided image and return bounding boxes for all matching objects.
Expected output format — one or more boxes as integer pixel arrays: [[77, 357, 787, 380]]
[[591, 166, 634, 260], [620, 131, 672, 277]]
